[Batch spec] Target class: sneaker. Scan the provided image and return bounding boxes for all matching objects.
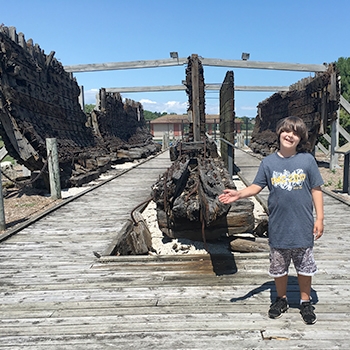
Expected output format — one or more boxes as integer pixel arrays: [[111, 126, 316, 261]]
[[268, 297, 289, 319], [300, 301, 317, 325]]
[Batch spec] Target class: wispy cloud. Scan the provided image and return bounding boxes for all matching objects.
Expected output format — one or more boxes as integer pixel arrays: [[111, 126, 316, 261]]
[[236, 105, 257, 118], [84, 90, 219, 115], [139, 98, 157, 105], [139, 99, 188, 114], [84, 89, 99, 104], [164, 101, 187, 112]]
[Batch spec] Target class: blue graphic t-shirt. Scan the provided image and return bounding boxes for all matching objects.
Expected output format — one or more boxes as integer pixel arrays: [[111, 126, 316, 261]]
[[252, 152, 324, 249]]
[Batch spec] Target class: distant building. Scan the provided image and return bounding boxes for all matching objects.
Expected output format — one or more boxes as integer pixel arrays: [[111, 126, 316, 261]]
[[149, 114, 242, 139]]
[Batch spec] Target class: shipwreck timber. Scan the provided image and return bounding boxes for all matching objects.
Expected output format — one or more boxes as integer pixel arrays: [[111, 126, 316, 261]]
[[151, 55, 254, 242], [151, 146, 254, 241], [0, 26, 160, 188], [250, 64, 340, 156]]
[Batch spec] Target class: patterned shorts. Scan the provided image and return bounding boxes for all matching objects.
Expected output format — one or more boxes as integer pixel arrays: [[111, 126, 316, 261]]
[[269, 247, 317, 277]]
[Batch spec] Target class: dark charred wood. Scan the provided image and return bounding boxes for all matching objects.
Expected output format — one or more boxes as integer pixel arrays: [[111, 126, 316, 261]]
[[152, 138, 254, 241], [113, 212, 153, 256], [250, 64, 339, 156], [169, 139, 219, 162], [156, 198, 255, 241], [230, 237, 269, 253], [253, 218, 269, 237], [0, 26, 161, 189]]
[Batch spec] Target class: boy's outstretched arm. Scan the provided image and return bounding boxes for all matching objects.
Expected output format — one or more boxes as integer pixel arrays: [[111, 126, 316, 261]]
[[312, 186, 324, 240], [218, 184, 262, 204]]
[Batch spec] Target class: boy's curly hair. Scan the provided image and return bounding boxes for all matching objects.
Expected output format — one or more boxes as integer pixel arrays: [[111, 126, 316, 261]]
[[276, 116, 310, 153]]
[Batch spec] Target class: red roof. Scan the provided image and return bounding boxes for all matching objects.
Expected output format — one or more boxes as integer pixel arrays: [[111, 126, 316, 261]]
[[150, 114, 189, 124], [150, 114, 237, 124]]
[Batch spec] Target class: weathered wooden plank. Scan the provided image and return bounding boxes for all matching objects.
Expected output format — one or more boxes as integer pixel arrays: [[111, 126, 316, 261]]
[[105, 84, 290, 93], [0, 276, 314, 290], [0, 150, 349, 349], [1, 313, 350, 336], [64, 57, 188, 72], [0, 318, 350, 345], [201, 58, 327, 72], [64, 57, 326, 73], [21, 303, 350, 318], [0, 286, 349, 310], [0, 334, 345, 350]]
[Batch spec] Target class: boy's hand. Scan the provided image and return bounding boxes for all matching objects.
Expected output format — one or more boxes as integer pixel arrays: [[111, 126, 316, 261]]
[[313, 219, 324, 240], [218, 189, 240, 204]]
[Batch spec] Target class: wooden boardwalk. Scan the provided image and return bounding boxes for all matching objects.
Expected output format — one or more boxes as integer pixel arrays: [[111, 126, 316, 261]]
[[0, 149, 350, 349]]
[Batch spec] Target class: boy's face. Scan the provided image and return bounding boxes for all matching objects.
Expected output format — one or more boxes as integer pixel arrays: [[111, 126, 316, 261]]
[[279, 130, 301, 152]]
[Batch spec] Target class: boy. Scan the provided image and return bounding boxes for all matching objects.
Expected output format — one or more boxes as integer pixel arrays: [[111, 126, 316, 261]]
[[219, 116, 324, 325]]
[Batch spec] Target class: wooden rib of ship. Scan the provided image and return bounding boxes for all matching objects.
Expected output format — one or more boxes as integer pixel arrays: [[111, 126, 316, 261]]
[[0, 26, 160, 188]]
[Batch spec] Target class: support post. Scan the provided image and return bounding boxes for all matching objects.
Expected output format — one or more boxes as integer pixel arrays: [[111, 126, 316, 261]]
[[228, 143, 233, 178], [162, 133, 169, 151], [220, 138, 234, 178], [100, 88, 106, 111], [46, 138, 61, 200], [245, 119, 249, 146], [214, 119, 217, 141], [191, 54, 201, 141], [335, 143, 350, 195], [330, 72, 340, 170], [344, 154, 350, 195], [330, 115, 339, 170], [0, 170, 6, 231]]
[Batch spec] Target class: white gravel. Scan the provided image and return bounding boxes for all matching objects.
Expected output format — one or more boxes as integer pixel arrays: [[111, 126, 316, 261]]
[[61, 161, 140, 199]]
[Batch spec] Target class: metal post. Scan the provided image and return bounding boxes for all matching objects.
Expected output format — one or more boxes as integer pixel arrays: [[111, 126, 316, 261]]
[[330, 115, 339, 170], [46, 138, 61, 200], [0, 170, 6, 231], [214, 119, 217, 141], [228, 143, 233, 178], [181, 120, 184, 140], [344, 154, 350, 195], [245, 119, 249, 146]]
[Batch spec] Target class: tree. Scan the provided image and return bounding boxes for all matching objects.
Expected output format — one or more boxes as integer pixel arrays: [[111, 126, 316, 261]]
[[143, 110, 168, 121], [84, 104, 95, 114], [337, 57, 350, 101], [237, 116, 254, 130]]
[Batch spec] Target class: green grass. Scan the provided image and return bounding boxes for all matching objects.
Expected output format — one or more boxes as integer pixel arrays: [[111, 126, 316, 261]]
[[0, 138, 15, 163]]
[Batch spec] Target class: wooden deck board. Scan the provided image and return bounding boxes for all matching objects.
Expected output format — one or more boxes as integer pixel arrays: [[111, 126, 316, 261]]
[[1, 149, 350, 349]]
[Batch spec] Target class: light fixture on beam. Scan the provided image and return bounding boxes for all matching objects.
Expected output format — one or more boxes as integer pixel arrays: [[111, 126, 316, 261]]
[[170, 52, 179, 59], [241, 52, 250, 61]]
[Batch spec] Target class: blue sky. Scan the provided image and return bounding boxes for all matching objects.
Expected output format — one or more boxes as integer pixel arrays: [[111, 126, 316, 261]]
[[2, 0, 349, 118]]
